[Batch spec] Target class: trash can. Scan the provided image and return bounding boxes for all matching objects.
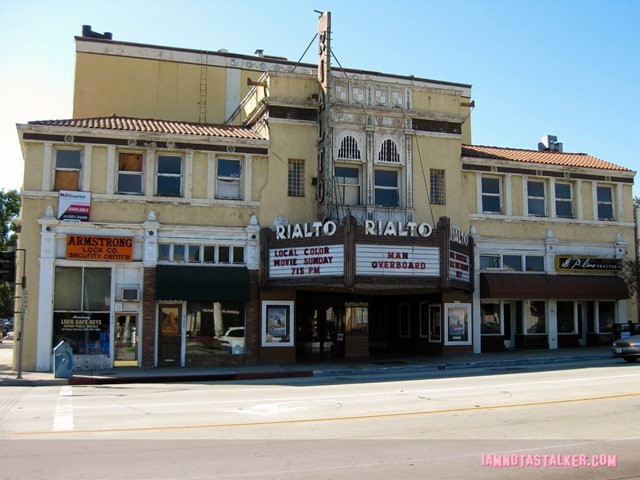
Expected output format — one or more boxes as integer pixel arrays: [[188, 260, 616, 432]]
[[54, 341, 73, 378]]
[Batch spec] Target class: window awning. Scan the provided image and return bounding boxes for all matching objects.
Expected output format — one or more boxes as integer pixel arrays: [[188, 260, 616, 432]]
[[480, 273, 628, 300], [156, 265, 249, 302]]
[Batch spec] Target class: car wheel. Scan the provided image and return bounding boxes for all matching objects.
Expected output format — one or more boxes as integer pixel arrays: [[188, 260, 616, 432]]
[[622, 356, 638, 363]]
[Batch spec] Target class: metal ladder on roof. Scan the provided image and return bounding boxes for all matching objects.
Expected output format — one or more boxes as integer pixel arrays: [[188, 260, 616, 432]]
[[198, 51, 207, 123]]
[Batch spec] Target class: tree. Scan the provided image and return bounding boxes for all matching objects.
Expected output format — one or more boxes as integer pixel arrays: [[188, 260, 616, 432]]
[[0, 189, 20, 249], [620, 258, 640, 324], [1, 189, 21, 318]]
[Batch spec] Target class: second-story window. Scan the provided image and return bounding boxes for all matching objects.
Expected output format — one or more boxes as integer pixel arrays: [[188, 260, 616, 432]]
[[374, 169, 399, 207], [157, 154, 182, 197], [374, 138, 402, 207], [430, 169, 445, 205], [335, 166, 361, 205], [527, 180, 546, 217], [481, 176, 502, 214], [555, 182, 574, 218], [117, 152, 143, 195], [597, 185, 614, 220], [216, 158, 242, 199], [55, 149, 82, 191], [288, 159, 305, 197]]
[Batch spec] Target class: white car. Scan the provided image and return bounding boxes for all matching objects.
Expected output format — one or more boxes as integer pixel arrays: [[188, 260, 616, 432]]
[[218, 327, 245, 350]]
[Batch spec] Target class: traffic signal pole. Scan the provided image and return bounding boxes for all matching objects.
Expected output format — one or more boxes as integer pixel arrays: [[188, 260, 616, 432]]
[[15, 248, 26, 379]]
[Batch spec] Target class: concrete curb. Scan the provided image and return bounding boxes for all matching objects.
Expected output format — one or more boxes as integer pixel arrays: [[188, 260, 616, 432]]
[[0, 352, 613, 386], [312, 353, 614, 377]]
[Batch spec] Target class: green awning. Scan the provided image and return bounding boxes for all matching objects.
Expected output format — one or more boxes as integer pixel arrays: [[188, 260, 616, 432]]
[[156, 265, 249, 302]]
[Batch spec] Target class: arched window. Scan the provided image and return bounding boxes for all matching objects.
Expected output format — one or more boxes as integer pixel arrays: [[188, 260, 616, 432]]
[[337, 136, 361, 160], [378, 139, 400, 163]]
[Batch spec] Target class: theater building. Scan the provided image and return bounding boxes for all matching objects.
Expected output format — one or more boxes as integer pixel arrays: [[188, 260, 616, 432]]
[[12, 14, 635, 372]]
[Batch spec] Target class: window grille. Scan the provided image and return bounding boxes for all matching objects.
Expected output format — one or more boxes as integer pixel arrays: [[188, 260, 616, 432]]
[[287, 159, 305, 197], [378, 139, 400, 163], [337, 136, 361, 159], [429, 169, 445, 205]]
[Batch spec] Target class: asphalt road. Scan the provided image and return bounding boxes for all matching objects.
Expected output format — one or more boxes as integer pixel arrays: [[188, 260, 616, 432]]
[[1, 354, 638, 480]]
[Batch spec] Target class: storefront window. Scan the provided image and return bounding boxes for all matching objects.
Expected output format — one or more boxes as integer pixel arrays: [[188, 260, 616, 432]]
[[557, 301, 575, 333], [185, 301, 244, 355], [598, 301, 615, 333], [53, 266, 112, 354], [480, 255, 500, 269], [481, 303, 501, 334], [525, 256, 544, 272], [525, 300, 546, 334], [503, 255, 523, 271]]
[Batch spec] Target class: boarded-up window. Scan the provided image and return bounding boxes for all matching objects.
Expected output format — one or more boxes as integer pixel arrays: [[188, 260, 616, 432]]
[[54, 149, 81, 191], [118, 152, 143, 194]]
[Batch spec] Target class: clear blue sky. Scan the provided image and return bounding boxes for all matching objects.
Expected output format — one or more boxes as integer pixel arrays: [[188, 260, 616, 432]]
[[1, 0, 638, 196]]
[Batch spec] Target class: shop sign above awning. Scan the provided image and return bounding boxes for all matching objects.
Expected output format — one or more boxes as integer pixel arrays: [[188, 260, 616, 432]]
[[480, 273, 628, 300], [156, 265, 249, 302]]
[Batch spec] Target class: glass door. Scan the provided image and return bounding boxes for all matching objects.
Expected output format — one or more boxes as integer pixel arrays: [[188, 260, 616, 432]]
[[114, 314, 138, 367], [503, 302, 515, 349], [158, 304, 182, 367]]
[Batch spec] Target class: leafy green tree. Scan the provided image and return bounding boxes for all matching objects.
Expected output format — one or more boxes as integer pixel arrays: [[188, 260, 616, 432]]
[[1, 189, 21, 317], [620, 258, 640, 323]]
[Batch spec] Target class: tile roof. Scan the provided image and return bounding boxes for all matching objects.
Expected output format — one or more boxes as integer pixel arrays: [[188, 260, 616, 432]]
[[462, 145, 632, 172], [28, 115, 266, 141]]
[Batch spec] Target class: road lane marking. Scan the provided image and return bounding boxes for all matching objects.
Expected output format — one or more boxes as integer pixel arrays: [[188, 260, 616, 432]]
[[52, 385, 74, 432], [12, 391, 640, 436]]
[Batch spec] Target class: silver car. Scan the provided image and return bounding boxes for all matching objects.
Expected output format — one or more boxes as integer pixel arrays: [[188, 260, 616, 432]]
[[612, 334, 640, 363]]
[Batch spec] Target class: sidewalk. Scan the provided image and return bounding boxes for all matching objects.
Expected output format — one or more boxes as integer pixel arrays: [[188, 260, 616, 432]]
[[0, 339, 615, 387]]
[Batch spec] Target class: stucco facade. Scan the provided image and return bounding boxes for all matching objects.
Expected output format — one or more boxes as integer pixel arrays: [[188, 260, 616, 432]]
[[11, 18, 635, 372]]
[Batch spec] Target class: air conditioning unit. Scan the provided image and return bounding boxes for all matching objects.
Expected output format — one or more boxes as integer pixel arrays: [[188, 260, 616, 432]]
[[120, 287, 140, 302]]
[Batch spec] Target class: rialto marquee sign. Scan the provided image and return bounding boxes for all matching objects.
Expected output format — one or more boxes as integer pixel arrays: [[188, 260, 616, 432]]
[[263, 218, 472, 288]]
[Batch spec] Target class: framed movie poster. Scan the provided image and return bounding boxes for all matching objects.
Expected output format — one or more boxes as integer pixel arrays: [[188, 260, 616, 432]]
[[261, 301, 294, 347], [444, 303, 471, 345]]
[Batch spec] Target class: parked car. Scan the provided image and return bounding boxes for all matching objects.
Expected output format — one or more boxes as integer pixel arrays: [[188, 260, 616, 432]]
[[218, 327, 245, 351], [612, 334, 640, 363], [1, 319, 13, 336]]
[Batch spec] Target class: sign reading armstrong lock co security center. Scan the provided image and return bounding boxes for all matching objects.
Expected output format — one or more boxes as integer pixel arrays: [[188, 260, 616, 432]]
[[66, 235, 133, 261]]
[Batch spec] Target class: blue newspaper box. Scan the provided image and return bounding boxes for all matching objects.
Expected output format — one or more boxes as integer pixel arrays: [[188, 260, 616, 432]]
[[54, 341, 73, 378]]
